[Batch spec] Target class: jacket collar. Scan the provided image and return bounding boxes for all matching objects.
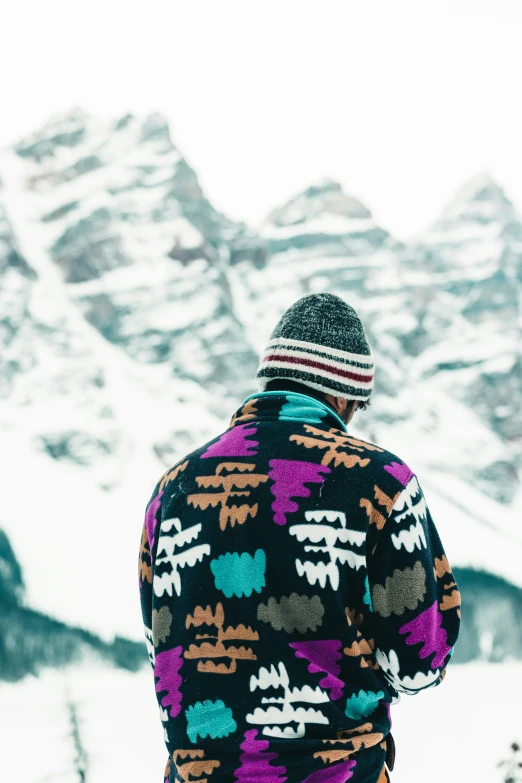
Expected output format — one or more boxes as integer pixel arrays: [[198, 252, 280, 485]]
[[228, 390, 348, 432]]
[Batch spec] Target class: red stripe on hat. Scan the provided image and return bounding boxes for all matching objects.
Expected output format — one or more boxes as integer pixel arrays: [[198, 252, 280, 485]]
[[262, 353, 374, 383]]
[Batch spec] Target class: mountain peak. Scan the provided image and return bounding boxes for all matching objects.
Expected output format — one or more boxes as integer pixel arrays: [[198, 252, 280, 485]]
[[138, 112, 172, 144], [14, 107, 96, 161], [14, 109, 175, 163], [454, 171, 509, 201], [266, 177, 372, 228], [436, 172, 516, 227], [301, 176, 343, 196]]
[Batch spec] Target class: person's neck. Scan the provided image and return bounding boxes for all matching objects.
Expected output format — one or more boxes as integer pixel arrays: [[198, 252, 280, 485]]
[[264, 380, 344, 421]]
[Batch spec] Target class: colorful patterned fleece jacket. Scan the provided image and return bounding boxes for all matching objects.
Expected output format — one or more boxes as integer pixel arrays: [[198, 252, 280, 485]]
[[138, 390, 461, 783]]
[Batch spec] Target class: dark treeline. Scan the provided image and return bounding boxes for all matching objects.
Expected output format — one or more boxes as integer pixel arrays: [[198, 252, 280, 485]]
[[1, 530, 521, 682], [0, 529, 146, 682]]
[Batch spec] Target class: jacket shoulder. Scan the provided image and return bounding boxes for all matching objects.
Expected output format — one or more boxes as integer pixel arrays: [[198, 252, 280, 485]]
[[339, 429, 418, 496], [148, 427, 233, 498]]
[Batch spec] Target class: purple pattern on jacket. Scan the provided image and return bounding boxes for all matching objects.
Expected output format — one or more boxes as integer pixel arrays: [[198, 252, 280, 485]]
[[289, 639, 344, 700], [154, 645, 184, 718], [202, 424, 259, 458], [234, 728, 287, 782], [399, 599, 451, 669], [145, 490, 164, 555], [383, 460, 414, 486], [302, 758, 356, 783], [268, 459, 331, 525]]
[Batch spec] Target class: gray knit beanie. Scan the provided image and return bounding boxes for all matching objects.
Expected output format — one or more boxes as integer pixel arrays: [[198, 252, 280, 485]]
[[256, 293, 375, 401]]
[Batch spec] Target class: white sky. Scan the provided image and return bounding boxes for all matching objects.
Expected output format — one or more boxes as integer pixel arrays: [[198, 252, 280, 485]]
[[2, 0, 522, 238]]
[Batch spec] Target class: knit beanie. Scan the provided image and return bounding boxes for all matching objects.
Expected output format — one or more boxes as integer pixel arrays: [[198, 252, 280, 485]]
[[256, 293, 375, 401]]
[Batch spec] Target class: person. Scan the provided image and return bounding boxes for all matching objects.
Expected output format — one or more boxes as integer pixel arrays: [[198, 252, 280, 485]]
[[138, 292, 461, 783]]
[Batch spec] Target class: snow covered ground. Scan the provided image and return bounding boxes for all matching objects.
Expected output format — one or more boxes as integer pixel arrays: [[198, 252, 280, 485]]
[[0, 662, 166, 782], [391, 661, 522, 782], [1, 660, 520, 782]]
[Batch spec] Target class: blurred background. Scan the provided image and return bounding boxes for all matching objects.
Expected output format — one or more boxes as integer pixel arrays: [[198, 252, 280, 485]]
[[0, 1, 521, 781]]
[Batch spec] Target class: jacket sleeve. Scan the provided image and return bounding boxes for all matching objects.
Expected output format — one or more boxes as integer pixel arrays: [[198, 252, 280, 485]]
[[138, 479, 163, 672], [366, 471, 461, 695], [138, 478, 173, 778]]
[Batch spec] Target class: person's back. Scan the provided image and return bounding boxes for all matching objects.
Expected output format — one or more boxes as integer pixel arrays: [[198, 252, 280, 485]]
[[138, 294, 461, 783]]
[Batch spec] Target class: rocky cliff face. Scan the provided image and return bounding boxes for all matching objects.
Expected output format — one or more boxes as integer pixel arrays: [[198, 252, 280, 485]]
[[0, 109, 520, 661], [11, 109, 258, 397]]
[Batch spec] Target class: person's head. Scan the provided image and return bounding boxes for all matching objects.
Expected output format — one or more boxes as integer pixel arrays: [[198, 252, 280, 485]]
[[255, 293, 374, 424]]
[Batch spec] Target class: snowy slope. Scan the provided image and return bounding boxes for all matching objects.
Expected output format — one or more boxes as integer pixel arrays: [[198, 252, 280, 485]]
[[0, 109, 520, 648]]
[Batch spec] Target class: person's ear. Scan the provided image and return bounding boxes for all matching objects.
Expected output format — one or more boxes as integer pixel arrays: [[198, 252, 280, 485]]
[[330, 396, 347, 416], [324, 394, 352, 421]]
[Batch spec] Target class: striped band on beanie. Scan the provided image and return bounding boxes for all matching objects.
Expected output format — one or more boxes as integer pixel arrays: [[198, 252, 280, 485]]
[[255, 293, 375, 401]]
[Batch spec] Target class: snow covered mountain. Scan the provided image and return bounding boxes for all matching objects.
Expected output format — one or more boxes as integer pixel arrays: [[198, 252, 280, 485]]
[[405, 174, 521, 503], [0, 109, 521, 672], [230, 174, 521, 505]]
